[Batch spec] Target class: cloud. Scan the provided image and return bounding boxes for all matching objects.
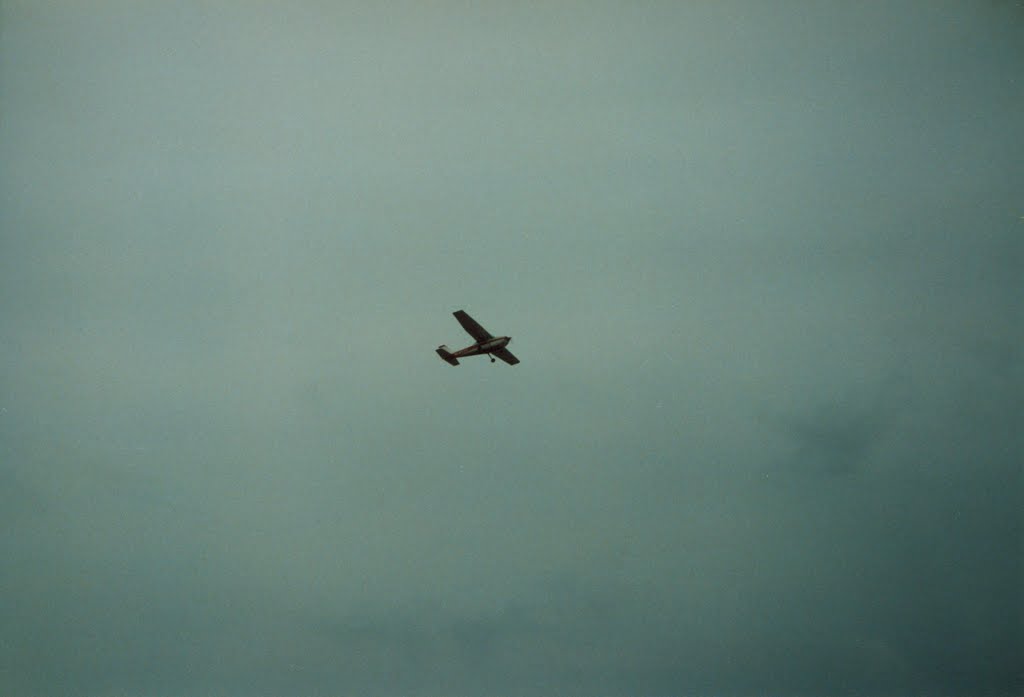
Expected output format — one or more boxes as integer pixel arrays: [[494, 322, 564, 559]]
[[1, 2, 1021, 696]]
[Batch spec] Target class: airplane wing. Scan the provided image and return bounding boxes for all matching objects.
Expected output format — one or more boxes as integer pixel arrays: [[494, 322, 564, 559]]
[[453, 310, 492, 342], [492, 347, 520, 365]]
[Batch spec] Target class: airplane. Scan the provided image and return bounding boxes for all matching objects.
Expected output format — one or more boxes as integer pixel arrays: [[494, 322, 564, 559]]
[[436, 310, 519, 366]]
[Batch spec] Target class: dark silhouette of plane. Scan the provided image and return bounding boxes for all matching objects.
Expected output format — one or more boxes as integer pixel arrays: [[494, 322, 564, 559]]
[[436, 310, 519, 366]]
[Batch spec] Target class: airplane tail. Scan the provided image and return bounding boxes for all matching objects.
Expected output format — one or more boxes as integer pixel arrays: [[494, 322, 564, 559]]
[[436, 345, 459, 366]]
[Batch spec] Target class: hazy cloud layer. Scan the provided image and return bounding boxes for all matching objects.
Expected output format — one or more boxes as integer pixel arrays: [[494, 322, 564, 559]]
[[1, 2, 1021, 696]]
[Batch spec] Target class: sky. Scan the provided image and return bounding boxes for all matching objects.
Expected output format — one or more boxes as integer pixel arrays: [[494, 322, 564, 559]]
[[0, 2, 1021, 696]]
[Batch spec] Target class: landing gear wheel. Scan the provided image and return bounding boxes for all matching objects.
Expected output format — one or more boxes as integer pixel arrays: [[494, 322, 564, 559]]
[[490, 355, 496, 363]]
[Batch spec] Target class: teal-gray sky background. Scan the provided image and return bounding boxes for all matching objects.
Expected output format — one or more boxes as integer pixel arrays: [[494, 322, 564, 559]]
[[1, 2, 1021, 696]]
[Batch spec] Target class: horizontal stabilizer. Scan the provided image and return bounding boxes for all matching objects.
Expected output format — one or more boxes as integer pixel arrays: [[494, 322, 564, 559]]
[[436, 345, 459, 366]]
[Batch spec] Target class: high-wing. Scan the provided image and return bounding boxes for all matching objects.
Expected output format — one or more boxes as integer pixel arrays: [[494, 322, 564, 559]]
[[492, 347, 519, 365], [453, 310, 492, 342]]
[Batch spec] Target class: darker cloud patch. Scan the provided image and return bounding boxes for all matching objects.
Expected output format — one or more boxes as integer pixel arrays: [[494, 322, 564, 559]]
[[307, 587, 636, 696], [762, 385, 903, 476], [785, 404, 886, 474]]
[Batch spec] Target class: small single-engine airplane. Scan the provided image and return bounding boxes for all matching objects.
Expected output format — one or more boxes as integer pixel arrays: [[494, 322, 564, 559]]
[[437, 310, 519, 366]]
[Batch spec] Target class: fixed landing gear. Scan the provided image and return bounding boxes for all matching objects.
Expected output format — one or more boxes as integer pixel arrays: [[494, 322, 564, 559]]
[[489, 355, 496, 363]]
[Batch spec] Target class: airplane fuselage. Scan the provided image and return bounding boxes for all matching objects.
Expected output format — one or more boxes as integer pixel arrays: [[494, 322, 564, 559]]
[[452, 336, 510, 357]]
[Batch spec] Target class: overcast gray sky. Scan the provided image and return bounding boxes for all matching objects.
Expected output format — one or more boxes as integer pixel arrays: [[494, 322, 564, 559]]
[[1, 2, 1021, 696]]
